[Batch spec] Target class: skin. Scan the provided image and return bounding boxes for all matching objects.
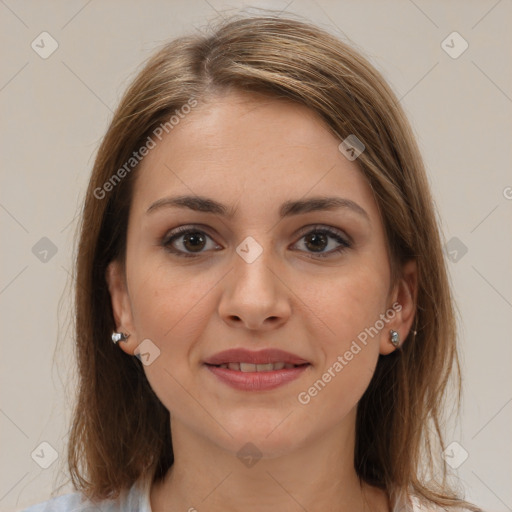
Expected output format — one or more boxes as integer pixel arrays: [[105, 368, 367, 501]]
[[106, 89, 417, 512]]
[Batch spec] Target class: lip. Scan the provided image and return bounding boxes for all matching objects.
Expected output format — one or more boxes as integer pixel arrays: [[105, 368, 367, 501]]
[[205, 364, 310, 391], [203, 348, 311, 392], [204, 348, 310, 366]]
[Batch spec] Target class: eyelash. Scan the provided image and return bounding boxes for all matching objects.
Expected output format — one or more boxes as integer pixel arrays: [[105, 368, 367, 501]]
[[161, 225, 352, 259]]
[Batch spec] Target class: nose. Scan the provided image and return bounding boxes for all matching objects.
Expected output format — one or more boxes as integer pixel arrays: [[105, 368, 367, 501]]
[[218, 246, 291, 331]]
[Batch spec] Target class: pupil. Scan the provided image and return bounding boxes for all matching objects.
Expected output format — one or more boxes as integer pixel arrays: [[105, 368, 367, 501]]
[[184, 232, 205, 252], [306, 232, 327, 252]]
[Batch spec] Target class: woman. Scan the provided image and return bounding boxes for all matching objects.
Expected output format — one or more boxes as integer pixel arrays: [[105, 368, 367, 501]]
[[22, 13, 482, 512]]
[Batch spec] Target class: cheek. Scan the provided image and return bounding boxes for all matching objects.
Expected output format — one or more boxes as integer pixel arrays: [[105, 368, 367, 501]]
[[129, 261, 211, 339], [128, 266, 216, 414], [306, 259, 390, 350], [296, 259, 389, 404], [127, 261, 219, 377], [290, 289, 388, 446]]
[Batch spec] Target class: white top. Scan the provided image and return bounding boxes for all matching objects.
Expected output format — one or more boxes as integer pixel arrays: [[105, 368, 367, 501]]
[[20, 478, 428, 512], [19, 478, 152, 512]]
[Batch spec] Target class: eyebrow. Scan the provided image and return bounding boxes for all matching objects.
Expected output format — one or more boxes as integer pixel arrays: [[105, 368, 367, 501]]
[[146, 195, 370, 222]]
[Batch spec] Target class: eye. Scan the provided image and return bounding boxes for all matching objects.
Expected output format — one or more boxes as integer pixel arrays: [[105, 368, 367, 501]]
[[161, 226, 221, 258], [293, 225, 351, 258], [161, 224, 351, 259]]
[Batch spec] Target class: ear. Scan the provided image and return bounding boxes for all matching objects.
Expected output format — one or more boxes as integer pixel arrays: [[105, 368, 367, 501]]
[[105, 260, 138, 356], [379, 259, 418, 355]]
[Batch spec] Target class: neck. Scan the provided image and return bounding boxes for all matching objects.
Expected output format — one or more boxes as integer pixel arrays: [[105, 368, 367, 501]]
[[150, 408, 390, 512]]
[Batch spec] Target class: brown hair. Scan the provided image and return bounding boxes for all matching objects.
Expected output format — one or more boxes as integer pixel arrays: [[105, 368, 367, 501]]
[[69, 12, 480, 510]]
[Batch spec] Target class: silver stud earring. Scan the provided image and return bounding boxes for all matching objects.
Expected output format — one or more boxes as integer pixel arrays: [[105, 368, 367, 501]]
[[389, 330, 400, 348], [112, 331, 130, 344]]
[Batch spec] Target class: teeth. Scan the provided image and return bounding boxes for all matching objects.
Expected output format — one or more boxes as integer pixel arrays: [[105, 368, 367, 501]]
[[240, 363, 257, 372], [256, 363, 274, 372], [216, 362, 301, 372]]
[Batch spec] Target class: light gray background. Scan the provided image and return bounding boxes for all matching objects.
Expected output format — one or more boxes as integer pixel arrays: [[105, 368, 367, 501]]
[[1, 1, 511, 511]]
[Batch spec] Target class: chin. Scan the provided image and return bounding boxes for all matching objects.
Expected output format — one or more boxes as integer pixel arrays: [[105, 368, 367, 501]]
[[206, 411, 310, 460]]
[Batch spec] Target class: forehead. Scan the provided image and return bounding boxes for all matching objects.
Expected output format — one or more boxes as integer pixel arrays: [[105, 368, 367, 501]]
[[130, 90, 377, 220]]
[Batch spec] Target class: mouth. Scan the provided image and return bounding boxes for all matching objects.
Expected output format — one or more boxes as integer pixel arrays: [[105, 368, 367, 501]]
[[205, 362, 310, 372], [204, 360, 311, 391], [203, 348, 311, 390]]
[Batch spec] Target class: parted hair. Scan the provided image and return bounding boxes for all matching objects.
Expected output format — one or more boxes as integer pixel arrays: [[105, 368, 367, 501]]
[[69, 12, 480, 510]]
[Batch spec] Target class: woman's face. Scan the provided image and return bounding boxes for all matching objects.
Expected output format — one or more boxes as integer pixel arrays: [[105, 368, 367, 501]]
[[107, 89, 416, 457]]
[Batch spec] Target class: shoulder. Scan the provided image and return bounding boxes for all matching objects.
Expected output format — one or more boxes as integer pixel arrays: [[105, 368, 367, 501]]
[[409, 496, 475, 512], [19, 491, 109, 512], [19, 478, 152, 512], [19, 492, 121, 512]]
